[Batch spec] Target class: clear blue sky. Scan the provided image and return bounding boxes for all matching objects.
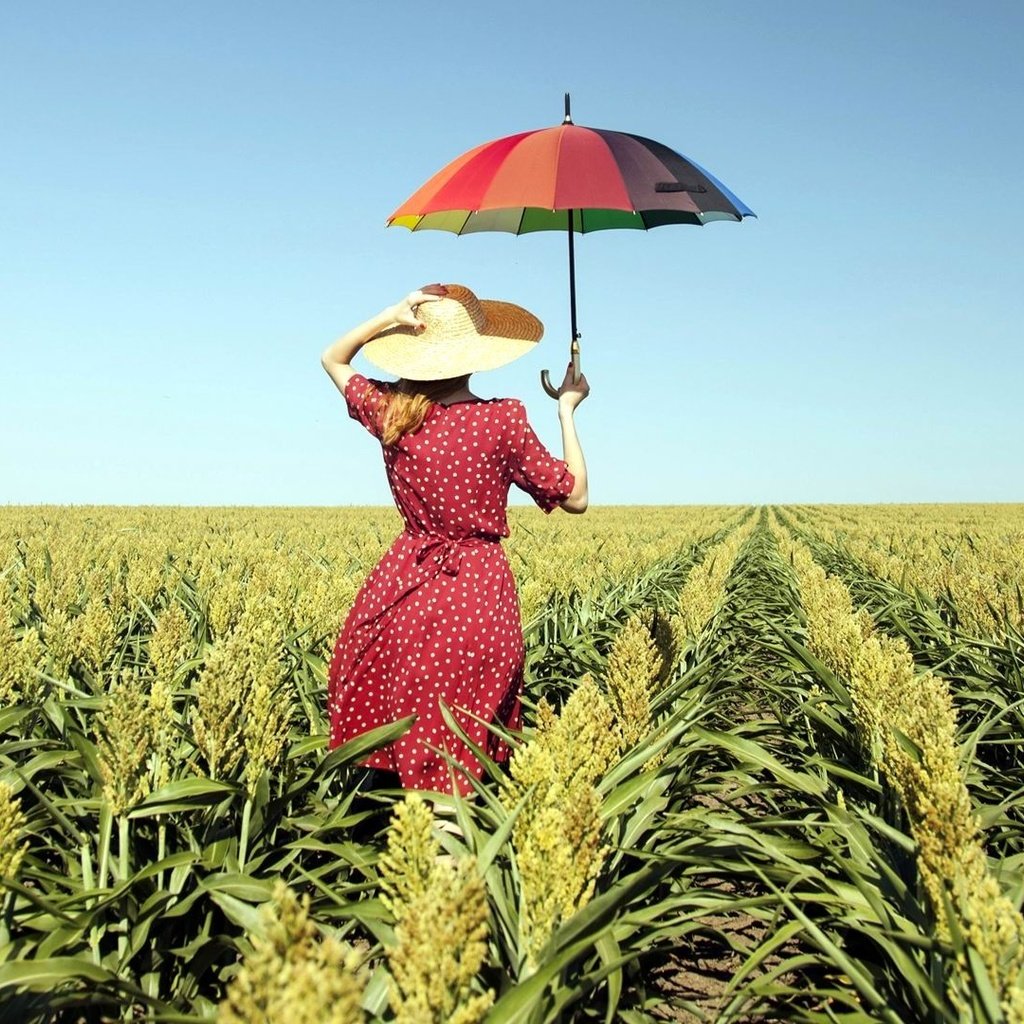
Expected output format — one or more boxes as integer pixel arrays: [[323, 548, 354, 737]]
[[3, 1, 1022, 505]]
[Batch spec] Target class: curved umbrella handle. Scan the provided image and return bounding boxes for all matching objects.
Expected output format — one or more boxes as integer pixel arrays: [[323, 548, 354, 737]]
[[541, 340, 581, 400]]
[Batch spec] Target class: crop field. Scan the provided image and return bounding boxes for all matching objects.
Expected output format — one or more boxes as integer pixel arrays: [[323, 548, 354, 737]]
[[1, 504, 1022, 1023]]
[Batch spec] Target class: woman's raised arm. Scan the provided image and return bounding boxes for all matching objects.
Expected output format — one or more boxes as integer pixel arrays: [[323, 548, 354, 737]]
[[320, 285, 446, 395], [556, 364, 589, 514]]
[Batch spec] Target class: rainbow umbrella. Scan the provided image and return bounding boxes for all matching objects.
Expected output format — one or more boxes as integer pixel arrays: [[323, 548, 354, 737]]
[[388, 95, 755, 397]]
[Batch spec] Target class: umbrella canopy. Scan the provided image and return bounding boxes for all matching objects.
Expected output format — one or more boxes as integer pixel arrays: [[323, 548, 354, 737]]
[[387, 97, 755, 396], [388, 125, 754, 234]]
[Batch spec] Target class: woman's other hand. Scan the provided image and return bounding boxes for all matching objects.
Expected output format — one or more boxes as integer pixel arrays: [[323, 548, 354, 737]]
[[392, 284, 448, 331], [557, 361, 590, 412]]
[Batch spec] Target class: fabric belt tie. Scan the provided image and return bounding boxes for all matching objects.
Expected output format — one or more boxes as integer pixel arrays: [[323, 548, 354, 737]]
[[412, 532, 498, 577]]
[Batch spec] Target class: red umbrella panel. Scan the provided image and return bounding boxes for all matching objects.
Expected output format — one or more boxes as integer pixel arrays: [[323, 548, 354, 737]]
[[388, 97, 755, 395]]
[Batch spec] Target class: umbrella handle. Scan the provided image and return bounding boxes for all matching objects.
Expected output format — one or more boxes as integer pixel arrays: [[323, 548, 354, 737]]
[[540, 340, 581, 400]]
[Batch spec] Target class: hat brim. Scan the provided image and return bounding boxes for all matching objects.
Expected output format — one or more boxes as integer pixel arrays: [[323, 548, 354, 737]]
[[362, 298, 543, 381]]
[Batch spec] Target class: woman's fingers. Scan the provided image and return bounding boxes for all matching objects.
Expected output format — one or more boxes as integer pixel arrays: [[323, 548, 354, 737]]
[[393, 285, 448, 330], [559, 361, 589, 391], [557, 365, 590, 408]]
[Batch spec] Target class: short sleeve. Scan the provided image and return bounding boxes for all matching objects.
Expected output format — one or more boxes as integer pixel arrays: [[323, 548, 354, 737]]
[[506, 401, 576, 513], [344, 373, 392, 440]]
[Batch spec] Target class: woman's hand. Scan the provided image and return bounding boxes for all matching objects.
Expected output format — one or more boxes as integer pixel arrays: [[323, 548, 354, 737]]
[[557, 361, 590, 412], [391, 284, 448, 331], [321, 284, 448, 394]]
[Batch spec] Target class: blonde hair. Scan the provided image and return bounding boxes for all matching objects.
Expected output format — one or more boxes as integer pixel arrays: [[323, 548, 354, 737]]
[[380, 375, 471, 447]]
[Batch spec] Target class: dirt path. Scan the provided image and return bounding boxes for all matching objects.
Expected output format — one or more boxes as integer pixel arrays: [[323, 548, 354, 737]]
[[647, 520, 834, 1021]]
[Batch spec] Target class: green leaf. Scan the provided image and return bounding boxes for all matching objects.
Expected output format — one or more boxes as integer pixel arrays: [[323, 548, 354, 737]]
[[312, 716, 417, 779], [129, 777, 237, 817], [596, 932, 622, 1024], [0, 956, 121, 990], [691, 725, 827, 796], [206, 890, 265, 934], [200, 873, 277, 902]]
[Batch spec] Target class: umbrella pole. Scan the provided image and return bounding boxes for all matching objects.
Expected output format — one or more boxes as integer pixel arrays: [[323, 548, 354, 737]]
[[567, 208, 582, 383], [541, 207, 582, 399]]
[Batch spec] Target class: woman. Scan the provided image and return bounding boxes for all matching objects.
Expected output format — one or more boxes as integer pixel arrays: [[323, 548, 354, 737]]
[[320, 283, 589, 795]]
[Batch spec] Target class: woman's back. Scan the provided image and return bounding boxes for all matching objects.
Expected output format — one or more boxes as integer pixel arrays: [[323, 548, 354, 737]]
[[346, 373, 575, 539]]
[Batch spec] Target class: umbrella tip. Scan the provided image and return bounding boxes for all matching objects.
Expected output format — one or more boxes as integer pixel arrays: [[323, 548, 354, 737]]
[[563, 92, 573, 125]]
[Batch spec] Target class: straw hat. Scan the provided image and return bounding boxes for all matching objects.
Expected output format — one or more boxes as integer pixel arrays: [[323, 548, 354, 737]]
[[362, 284, 543, 380]]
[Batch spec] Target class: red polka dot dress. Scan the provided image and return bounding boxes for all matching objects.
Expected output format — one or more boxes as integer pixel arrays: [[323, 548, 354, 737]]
[[326, 373, 576, 795]]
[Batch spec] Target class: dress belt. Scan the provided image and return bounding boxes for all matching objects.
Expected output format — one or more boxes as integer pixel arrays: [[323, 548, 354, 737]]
[[406, 530, 501, 577]]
